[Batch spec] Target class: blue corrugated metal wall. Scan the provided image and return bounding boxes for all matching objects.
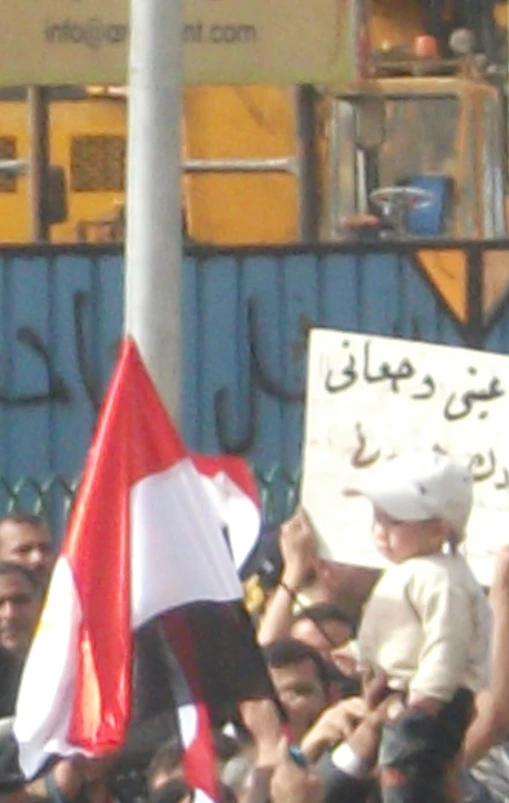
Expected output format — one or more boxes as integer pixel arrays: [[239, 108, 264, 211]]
[[0, 251, 122, 529], [0, 245, 505, 534], [183, 251, 465, 475]]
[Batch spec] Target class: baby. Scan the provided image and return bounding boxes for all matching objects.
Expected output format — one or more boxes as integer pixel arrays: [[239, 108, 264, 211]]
[[339, 450, 491, 803]]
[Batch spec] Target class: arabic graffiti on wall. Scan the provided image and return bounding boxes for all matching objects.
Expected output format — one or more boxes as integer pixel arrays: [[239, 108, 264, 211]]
[[302, 328, 509, 587], [0, 291, 115, 410], [0, 254, 123, 494], [3, 245, 508, 536]]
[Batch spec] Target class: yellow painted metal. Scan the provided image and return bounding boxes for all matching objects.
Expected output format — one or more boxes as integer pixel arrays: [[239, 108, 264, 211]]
[[50, 99, 126, 243], [182, 86, 298, 244], [417, 249, 468, 322], [0, 97, 126, 244], [0, 102, 31, 243]]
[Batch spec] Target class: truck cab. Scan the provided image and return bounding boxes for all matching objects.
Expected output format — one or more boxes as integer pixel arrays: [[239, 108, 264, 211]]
[[323, 70, 507, 241]]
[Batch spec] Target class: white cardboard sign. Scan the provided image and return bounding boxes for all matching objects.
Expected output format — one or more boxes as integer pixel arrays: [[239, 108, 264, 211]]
[[301, 329, 509, 587]]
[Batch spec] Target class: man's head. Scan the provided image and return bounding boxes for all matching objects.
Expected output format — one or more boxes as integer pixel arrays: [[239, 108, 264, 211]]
[[0, 562, 40, 656], [264, 639, 331, 741], [0, 514, 55, 589], [347, 450, 473, 563], [147, 733, 239, 795], [290, 603, 354, 660]]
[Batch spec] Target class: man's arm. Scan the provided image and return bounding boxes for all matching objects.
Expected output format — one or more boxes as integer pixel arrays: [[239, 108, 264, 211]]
[[301, 697, 366, 763], [321, 679, 398, 803], [257, 508, 317, 646], [237, 698, 283, 803], [465, 546, 509, 765]]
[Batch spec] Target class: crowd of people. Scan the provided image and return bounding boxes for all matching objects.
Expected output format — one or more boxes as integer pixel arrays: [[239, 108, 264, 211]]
[[1, 450, 509, 803]]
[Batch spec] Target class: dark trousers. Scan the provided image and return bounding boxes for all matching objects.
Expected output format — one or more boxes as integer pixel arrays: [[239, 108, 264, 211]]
[[378, 688, 474, 803]]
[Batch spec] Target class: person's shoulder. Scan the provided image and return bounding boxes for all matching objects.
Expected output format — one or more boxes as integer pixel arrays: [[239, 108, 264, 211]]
[[403, 554, 462, 595], [406, 553, 459, 576], [387, 555, 444, 582], [408, 553, 486, 601]]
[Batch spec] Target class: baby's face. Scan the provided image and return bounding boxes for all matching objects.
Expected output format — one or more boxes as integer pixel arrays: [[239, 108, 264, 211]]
[[372, 509, 445, 563]]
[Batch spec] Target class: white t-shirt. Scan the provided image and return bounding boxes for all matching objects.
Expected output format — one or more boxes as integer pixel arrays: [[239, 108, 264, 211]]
[[351, 553, 491, 701]]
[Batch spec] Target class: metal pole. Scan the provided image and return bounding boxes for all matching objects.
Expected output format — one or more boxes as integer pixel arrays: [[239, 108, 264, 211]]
[[27, 86, 50, 242], [184, 157, 298, 174], [124, 0, 182, 421], [295, 85, 321, 243]]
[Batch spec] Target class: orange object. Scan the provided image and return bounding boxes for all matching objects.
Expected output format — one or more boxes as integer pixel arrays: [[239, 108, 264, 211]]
[[413, 35, 439, 58]]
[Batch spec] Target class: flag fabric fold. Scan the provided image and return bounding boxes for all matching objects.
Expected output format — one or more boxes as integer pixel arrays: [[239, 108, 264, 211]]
[[192, 453, 262, 574], [14, 338, 271, 793]]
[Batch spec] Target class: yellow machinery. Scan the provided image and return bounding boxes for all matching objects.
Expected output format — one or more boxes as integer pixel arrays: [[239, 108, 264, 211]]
[[0, 90, 126, 243], [0, 0, 505, 259], [321, 69, 509, 321]]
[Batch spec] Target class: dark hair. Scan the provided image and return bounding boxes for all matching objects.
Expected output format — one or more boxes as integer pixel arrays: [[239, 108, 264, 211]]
[[0, 561, 38, 590], [219, 782, 238, 803], [212, 731, 240, 763], [293, 602, 354, 631], [149, 779, 191, 803], [147, 737, 182, 791], [149, 781, 237, 803], [263, 638, 331, 691]]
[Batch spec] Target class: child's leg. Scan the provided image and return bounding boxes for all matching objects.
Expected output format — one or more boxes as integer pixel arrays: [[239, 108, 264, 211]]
[[378, 689, 474, 803]]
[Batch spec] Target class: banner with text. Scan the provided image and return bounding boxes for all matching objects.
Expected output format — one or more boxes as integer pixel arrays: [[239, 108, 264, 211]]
[[301, 329, 509, 586], [0, 0, 365, 87]]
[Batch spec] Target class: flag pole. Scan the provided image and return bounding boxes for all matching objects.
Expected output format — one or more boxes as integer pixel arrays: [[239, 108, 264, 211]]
[[124, 0, 183, 422]]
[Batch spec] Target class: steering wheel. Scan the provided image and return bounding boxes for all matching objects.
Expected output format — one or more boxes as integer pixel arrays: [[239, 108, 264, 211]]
[[369, 186, 434, 235]]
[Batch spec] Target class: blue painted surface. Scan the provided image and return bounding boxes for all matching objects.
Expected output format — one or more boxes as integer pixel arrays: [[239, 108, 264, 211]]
[[0, 245, 506, 534], [0, 251, 123, 529], [182, 250, 467, 477]]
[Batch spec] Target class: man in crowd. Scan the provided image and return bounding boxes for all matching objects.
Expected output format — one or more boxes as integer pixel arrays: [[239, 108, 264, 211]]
[[0, 514, 55, 593], [261, 506, 509, 802], [257, 508, 378, 649], [0, 562, 40, 658], [290, 604, 354, 662], [264, 639, 333, 743], [0, 562, 40, 718]]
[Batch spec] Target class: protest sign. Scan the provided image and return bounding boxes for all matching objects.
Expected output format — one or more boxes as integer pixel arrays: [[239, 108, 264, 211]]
[[301, 329, 509, 586]]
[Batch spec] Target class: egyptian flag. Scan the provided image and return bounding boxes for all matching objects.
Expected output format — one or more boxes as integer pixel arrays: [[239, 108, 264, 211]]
[[192, 454, 262, 575], [13, 339, 272, 797]]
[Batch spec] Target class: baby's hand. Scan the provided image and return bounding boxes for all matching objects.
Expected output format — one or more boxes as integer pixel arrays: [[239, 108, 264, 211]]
[[330, 647, 362, 678]]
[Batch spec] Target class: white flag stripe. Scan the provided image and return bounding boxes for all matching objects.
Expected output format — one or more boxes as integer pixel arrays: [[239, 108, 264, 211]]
[[200, 472, 260, 571], [13, 341, 268, 788], [178, 704, 199, 750], [14, 558, 84, 776], [130, 459, 242, 631]]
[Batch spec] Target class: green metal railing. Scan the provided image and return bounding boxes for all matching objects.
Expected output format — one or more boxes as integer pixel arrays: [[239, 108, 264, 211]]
[[255, 466, 301, 525], [0, 467, 301, 535], [0, 476, 80, 535]]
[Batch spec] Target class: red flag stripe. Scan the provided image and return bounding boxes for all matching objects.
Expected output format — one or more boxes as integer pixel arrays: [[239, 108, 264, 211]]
[[162, 612, 218, 801], [15, 338, 271, 788], [191, 454, 260, 509]]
